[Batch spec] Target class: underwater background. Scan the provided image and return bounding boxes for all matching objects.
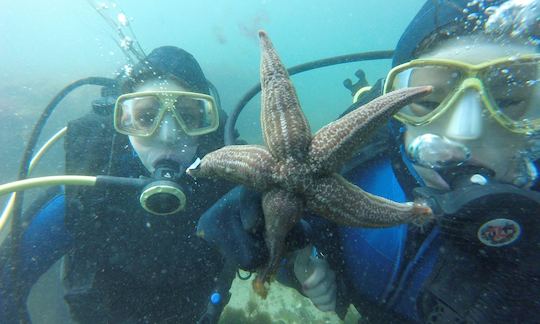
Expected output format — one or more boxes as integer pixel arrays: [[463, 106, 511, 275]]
[[1, 0, 425, 322]]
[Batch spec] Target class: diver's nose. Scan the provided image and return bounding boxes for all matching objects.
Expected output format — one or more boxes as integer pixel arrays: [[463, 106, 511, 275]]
[[158, 113, 181, 144], [445, 89, 484, 140]]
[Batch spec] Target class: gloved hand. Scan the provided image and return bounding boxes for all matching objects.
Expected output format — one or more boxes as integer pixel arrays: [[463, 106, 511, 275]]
[[197, 186, 267, 270], [293, 245, 337, 312], [197, 186, 311, 271]]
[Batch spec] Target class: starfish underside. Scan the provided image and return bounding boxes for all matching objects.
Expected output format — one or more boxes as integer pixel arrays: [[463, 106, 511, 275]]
[[188, 31, 433, 298]]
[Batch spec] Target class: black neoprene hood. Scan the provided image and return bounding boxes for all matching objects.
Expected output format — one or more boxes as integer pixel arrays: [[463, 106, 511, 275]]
[[127, 46, 210, 94]]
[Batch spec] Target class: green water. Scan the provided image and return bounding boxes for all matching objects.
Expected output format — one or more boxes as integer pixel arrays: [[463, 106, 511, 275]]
[[0, 1, 425, 322]]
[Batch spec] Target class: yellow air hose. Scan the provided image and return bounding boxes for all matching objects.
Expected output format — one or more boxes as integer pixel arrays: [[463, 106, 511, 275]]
[[0, 176, 97, 232], [0, 176, 97, 197], [0, 127, 67, 235]]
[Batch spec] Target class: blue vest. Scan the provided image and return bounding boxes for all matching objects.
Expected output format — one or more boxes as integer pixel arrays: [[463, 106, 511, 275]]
[[339, 158, 440, 322]]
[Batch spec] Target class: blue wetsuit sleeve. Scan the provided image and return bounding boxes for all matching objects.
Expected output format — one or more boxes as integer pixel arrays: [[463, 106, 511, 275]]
[[0, 192, 73, 321]]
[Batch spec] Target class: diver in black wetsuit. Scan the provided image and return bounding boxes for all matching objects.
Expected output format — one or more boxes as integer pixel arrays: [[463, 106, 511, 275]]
[[0, 46, 239, 323]]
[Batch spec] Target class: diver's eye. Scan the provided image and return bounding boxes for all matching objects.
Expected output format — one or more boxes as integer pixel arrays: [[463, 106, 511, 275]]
[[495, 98, 529, 120], [415, 100, 440, 110], [496, 98, 526, 107], [174, 98, 204, 128], [408, 101, 441, 116], [135, 110, 159, 127]]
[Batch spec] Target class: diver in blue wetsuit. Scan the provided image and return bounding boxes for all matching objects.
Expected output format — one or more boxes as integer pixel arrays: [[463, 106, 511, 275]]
[[197, 0, 540, 323], [0, 46, 247, 323], [300, 0, 540, 322]]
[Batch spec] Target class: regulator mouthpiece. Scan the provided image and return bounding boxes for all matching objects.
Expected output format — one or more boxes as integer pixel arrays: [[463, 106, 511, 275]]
[[407, 133, 471, 169], [139, 160, 187, 215]]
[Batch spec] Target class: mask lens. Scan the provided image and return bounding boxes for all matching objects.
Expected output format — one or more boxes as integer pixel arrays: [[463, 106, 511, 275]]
[[115, 96, 162, 136], [115, 91, 219, 137], [389, 65, 462, 123], [483, 60, 540, 128], [173, 96, 218, 135]]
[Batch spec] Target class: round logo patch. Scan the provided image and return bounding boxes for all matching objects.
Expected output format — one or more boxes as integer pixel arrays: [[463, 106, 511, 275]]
[[477, 218, 521, 247]]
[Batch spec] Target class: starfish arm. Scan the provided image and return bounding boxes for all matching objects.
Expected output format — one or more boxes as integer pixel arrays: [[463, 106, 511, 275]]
[[308, 86, 432, 173], [187, 145, 276, 191], [252, 188, 304, 298], [259, 31, 312, 162], [305, 173, 433, 227]]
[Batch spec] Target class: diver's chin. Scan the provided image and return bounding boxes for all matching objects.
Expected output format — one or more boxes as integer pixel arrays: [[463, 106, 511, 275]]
[[498, 157, 537, 188], [413, 165, 451, 191], [414, 158, 495, 191], [464, 158, 494, 174]]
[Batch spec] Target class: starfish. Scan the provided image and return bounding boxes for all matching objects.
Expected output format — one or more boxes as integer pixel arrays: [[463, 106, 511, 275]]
[[188, 31, 433, 297]]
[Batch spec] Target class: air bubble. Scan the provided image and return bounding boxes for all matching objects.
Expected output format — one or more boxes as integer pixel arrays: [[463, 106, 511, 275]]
[[467, 13, 480, 21], [117, 12, 128, 26], [484, 6, 498, 15], [120, 36, 133, 50]]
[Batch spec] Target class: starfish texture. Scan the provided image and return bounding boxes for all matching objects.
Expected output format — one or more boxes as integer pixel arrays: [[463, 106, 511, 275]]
[[188, 31, 433, 297]]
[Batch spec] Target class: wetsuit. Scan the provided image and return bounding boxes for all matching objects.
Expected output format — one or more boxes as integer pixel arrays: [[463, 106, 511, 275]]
[[307, 143, 540, 323], [0, 110, 234, 323]]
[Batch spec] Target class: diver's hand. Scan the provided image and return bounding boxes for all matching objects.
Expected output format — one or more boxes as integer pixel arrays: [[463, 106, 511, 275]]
[[197, 186, 267, 271], [198, 186, 312, 271], [293, 245, 337, 312]]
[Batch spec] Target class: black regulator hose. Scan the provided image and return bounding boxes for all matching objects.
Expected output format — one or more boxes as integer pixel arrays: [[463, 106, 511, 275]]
[[10, 76, 117, 322], [224, 50, 394, 145]]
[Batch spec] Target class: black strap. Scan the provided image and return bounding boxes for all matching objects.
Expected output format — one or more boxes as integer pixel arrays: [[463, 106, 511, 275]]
[[197, 259, 236, 324]]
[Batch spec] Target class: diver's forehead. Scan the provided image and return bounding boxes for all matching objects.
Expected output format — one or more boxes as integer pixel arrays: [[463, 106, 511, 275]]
[[134, 78, 188, 92], [418, 35, 537, 64]]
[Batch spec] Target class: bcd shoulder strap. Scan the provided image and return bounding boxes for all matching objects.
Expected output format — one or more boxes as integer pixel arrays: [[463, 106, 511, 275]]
[[64, 112, 117, 239]]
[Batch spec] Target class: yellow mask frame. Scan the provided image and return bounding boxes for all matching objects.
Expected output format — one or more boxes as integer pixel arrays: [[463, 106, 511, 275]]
[[114, 90, 219, 137], [383, 54, 540, 134]]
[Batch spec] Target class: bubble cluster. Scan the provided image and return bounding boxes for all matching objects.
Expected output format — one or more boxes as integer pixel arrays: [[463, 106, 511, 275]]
[[461, 0, 492, 32], [483, 0, 540, 45], [89, 0, 145, 62], [122, 64, 133, 77], [117, 12, 129, 27], [120, 36, 133, 50]]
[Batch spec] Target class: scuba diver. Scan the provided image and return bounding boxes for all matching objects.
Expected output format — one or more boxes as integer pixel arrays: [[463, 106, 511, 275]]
[[198, 0, 540, 322], [0, 46, 240, 323], [302, 0, 540, 322]]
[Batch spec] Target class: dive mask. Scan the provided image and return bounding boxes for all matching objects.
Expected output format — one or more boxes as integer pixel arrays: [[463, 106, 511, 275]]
[[114, 90, 219, 137], [384, 54, 540, 134]]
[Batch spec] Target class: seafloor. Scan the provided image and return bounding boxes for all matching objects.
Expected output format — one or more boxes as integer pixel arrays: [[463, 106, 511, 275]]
[[220, 270, 361, 324]]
